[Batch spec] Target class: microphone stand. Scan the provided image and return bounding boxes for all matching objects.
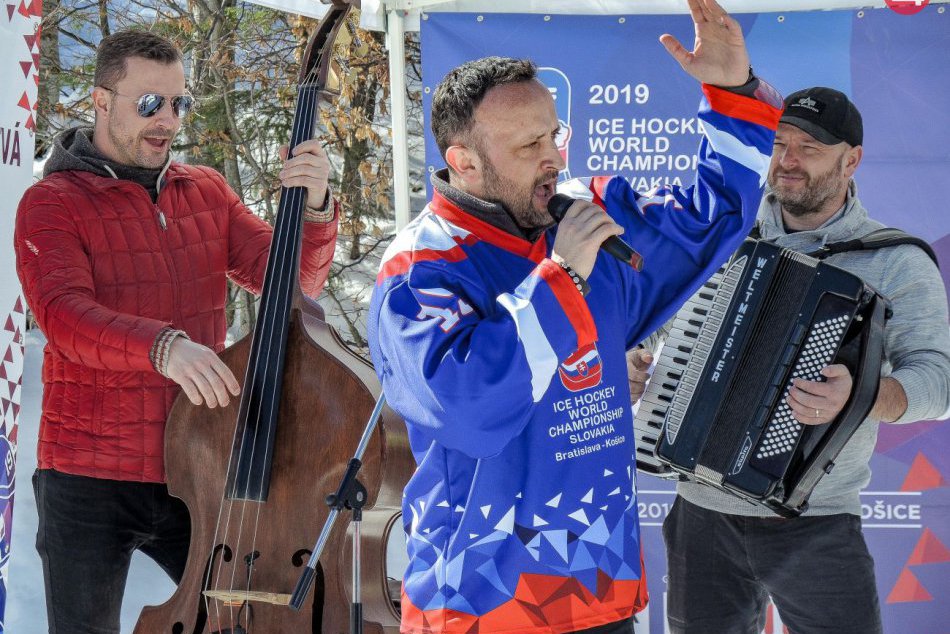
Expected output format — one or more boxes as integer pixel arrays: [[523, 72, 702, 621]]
[[289, 395, 388, 634]]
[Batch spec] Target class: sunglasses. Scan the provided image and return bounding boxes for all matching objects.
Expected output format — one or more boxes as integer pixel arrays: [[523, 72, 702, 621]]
[[102, 87, 195, 118]]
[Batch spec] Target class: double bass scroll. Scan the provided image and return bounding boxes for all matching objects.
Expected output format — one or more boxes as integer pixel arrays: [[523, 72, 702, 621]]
[[134, 3, 415, 632]]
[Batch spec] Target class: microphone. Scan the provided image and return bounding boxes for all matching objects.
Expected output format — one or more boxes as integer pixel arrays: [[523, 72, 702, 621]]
[[547, 193, 644, 272]]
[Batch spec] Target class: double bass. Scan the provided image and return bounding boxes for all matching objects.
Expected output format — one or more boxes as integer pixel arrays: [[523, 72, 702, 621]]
[[134, 3, 414, 632]]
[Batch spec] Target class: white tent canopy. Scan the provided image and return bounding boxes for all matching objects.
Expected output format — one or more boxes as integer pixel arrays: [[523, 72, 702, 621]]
[[255, 1, 916, 29], [360, 0, 921, 30], [249, 0, 944, 227]]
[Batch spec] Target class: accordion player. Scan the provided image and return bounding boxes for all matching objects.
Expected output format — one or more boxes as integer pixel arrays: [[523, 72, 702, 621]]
[[633, 239, 888, 517]]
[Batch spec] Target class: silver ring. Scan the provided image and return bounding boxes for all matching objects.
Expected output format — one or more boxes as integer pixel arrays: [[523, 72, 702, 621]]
[[815, 408, 820, 418]]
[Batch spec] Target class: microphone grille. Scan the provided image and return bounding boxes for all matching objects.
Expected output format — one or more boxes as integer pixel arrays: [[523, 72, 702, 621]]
[[547, 193, 574, 222]]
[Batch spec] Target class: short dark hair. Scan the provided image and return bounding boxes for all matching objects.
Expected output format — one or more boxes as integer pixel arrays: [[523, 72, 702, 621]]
[[94, 30, 183, 89], [430, 57, 538, 157]]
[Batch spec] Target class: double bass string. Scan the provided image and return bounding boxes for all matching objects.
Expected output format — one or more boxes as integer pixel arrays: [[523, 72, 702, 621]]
[[206, 22, 337, 625], [205, 74, 322, 630], [217, 72, 326, 623]]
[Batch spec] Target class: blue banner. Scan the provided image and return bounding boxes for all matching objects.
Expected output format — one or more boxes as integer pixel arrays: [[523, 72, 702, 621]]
[[421, 7, 950, 633]]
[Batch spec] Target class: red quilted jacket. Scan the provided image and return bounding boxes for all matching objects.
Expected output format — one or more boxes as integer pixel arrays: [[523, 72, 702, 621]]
[[15, 161, 338, 483]]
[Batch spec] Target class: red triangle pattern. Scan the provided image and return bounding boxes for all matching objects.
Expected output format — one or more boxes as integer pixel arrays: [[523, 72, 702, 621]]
[[6, 4, 14, 20], [906, 528, 950, 566], [401, 575, 643, 633], [25, 113, 35, 132], [900, 451, 946, 491], [32, 51, 39, 68], [0, 305, 26, 431], [886, 568, 933, 604], [27, 0, 39, 17], [23, 32, 34, 50], [16, 0, 25, 17], [19, 60, 30, 77], [17, 92, 30, 110]]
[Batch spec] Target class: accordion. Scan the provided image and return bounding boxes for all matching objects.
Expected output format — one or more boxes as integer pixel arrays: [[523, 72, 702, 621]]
[[634, 240, 888, 517]]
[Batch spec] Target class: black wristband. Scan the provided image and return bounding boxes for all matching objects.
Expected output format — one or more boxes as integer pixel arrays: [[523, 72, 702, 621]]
[[554, 258, 590, 297]]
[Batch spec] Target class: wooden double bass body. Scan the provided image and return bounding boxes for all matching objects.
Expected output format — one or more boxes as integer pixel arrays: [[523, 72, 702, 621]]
[[134, 4, 414, 632]]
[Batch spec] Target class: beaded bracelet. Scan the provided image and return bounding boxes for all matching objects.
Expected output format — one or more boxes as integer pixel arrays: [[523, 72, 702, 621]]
[[553, 257, 590, 297]]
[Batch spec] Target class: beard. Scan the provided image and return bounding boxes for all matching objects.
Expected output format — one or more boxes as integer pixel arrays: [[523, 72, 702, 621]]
[[768, 159, 844, 219], [480, 154, 556, 230], [107, 119, 173, 169]]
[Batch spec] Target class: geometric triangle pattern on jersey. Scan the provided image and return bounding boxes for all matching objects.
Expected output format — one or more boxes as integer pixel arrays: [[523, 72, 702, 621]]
[[401, 572, 644, 633], [900, 451, 947, 491], [402, 462, 642, 618]]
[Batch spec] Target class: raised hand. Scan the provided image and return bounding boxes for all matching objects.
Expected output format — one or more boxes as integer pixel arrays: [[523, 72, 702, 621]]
[[659, 0, 750, 87]]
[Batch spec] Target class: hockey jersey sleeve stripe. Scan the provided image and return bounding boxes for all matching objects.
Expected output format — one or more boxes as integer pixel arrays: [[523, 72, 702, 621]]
[[559, 178, 596, 202], [589, 176, 612, 208], [378, 243, 470, 282], [535, 258, 597, 349], [497, 292, 560, 401], [558, 177, 610, 211], [702, 83, 782, 131], [701, 120, 771, 188]]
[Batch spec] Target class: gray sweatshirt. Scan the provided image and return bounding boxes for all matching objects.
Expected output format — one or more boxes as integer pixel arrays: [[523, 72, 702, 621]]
[[674, 183, 950, 516]]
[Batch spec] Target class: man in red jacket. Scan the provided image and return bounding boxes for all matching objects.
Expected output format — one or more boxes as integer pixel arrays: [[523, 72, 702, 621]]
[[14, 30, 338, 633]]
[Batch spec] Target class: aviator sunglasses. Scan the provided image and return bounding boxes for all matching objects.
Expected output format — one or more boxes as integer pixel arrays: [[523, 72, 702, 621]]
[[101, 87, 195, 118]]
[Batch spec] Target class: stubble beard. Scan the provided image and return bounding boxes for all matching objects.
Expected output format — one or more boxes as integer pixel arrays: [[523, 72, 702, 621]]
[[480, 155, 555, 230], [108, 119, 172, 169], [769, 159, 844, 219]]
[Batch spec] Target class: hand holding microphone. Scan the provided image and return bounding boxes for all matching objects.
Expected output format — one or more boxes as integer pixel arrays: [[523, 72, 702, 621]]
[[547, 194, 644, 277], [547, 195, 628, 280]]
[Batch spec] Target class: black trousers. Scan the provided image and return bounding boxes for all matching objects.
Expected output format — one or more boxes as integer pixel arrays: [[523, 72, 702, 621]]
[[572, 616, 636, 634], [663, 496, 882, 634], [33, 468, 191, 634]]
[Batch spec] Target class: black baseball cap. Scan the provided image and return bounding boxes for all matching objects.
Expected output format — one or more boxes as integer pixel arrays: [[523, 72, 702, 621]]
[[780, 87, 863, 147]]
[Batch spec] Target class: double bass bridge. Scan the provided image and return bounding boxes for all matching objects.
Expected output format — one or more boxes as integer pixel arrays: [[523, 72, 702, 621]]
[[202, 589, 292, 606]]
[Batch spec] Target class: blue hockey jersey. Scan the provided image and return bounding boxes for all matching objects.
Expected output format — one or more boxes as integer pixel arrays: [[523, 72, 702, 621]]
[[368, 85, 780, 634]]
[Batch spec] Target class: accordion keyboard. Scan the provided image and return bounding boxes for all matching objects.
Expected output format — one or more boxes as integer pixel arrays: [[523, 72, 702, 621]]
[[633, 258, 745, 475]]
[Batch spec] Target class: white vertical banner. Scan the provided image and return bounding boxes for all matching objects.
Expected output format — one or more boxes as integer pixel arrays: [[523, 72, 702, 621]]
[[0, 0, 40, 629]]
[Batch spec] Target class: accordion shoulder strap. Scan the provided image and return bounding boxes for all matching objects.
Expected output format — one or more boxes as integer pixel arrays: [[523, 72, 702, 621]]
[[749, 223, 939, 269]]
